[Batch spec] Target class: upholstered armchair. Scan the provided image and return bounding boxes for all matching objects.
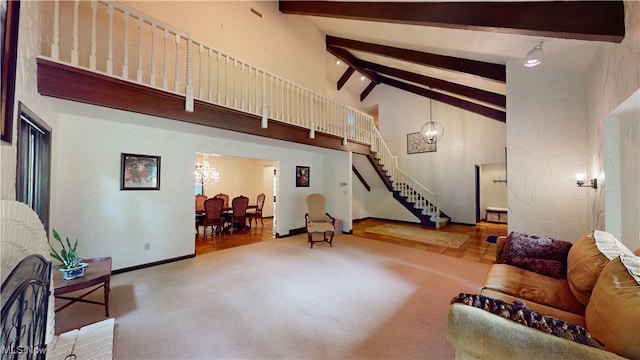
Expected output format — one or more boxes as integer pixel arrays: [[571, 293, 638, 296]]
[[305, 193, 336, 249]]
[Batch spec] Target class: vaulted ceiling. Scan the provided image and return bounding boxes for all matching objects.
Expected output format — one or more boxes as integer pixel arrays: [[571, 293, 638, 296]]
[[279, 1, 625, 123]]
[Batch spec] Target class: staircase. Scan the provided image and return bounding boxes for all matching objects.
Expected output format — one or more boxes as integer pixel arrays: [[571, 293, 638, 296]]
[[365, 150, 449, 228]]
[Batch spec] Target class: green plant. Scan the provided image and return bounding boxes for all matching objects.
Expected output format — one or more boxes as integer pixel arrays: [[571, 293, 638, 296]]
[[50, 229, 83, 269]]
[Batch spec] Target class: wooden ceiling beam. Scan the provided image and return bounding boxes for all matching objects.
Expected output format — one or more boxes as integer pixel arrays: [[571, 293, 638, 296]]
[[337, 66, 355, 90], [359, 60, 505, 108], [327, 35, 505, 82], [326, 45, 380, 83], [280, 1, 625, 43], [379, 75, 506, 123], [360, 81, 377, 102]]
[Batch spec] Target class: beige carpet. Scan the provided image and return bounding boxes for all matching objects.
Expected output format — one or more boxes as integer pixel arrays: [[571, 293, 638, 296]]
[[54, 234, 490, 359], [365, 223, 469, 248]]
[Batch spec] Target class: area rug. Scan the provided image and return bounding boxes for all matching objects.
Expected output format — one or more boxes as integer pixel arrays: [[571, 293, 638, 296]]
[[365, 223, 469, 248]]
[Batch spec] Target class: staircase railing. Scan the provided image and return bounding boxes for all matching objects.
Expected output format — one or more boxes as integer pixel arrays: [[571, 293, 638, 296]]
[[42, 0, 440, 225]]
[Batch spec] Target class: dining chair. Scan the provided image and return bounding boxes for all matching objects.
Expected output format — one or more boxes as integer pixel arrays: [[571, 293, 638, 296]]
[[246, 193, 266, 228], [305, 193, 336, 248], [225, 195, 249, 233], [203, 197, 225, 237], [214, 193, 230, 209], [195, 194, 208, 235]]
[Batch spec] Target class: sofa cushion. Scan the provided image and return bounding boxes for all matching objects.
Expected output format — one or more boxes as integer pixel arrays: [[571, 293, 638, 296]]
[[586, 255, 640, 359], [483, 264, 585, 315], [480, 289, 587, 327], [567, 231, 633, 305], [451, 293, 604, 349], [498, 232, 572, 278]]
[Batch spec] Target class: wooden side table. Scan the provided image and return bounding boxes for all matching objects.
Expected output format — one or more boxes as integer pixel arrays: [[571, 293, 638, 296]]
[[53, 257, 112, 317]]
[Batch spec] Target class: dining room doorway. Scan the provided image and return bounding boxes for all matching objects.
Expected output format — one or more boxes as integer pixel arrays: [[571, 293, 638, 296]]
[[194, 153, 278, 251]]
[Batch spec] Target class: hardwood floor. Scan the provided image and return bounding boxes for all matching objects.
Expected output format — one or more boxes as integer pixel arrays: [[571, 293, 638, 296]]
[[195, 217, 508, 263]]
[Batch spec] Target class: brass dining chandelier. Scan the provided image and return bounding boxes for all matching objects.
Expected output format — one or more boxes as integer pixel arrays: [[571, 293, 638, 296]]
[[420, 97, 444, 145], [195, 153, 221, 187]]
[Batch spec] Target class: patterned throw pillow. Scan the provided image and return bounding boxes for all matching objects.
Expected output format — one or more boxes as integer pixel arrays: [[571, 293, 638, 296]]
[[499, 232, 573, 278], [451, 293, 604, 350]]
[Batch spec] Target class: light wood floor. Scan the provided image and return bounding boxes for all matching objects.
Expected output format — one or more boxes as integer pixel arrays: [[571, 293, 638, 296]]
[[195, 217, 507, 264]]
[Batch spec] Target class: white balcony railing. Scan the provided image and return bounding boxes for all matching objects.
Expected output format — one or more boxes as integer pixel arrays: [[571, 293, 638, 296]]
[[43, 0, 441, 225]]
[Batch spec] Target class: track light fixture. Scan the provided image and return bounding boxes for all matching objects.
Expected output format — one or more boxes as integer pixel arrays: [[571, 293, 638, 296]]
[[524, 41, 544, 68]]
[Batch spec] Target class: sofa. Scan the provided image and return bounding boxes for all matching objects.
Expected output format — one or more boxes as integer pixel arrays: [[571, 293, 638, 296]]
[[445, 230, 640, 360]]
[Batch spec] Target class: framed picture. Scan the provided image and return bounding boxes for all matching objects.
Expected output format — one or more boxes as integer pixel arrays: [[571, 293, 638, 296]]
[[1, 0, 20, 144], [121, 153, 161, 190], [296, 166, 310, 187], [407, 132, 437, 154]]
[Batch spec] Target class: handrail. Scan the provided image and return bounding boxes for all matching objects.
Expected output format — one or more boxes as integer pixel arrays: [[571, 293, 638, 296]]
[[43, 0, 441, 225]]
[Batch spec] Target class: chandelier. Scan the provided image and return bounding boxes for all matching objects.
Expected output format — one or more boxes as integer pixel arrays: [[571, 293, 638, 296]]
[[420, 98, 444, 145], [195, 153, 221, 185]]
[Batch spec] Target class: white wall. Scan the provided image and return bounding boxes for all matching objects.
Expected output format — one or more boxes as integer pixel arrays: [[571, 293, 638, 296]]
[[506, 65, 589, 241], [51, 107, 349, 270], [363, 86, 507, 224], [585, 0, 640, 250]]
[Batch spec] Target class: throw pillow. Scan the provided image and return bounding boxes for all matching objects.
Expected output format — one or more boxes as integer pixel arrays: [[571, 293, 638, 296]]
[[451, 293, 604, 349], [498, 231, 572, 278], [585, 255, 640, 359]]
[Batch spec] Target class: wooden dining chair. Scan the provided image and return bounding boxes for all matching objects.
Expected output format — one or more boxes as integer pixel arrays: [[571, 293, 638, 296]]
[[225, 195, 249, 233], [246, 193, 266, 228], [195, 194, 208, 235], [203, 197, 225, 237], [214, 193, 230, 209]]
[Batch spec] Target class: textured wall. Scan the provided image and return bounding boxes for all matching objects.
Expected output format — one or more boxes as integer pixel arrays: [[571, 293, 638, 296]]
[[506, 66, 589, 241], [586, 0, 640, 249]]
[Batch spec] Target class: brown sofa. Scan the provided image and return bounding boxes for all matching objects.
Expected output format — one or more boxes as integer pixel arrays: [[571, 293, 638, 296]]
[[446, 230, 639, 360]]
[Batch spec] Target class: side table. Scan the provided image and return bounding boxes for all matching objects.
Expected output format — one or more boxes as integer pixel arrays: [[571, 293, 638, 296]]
[[53, 257, 112, 317]]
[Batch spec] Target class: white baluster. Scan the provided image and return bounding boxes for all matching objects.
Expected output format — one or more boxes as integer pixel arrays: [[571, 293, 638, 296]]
[[137, 17, 143, 82], [185, 37, 194, 112], [89, 0, 97, 69], [150, 25, 156, 87], [208, 48, 214, 102], [198, 44, 203, 99], [163, 28, 168, 89], [122, 10, 129, 79], [107, 3, 113, 75], [262, 72, 267, 128], [225, 55, 229, 106], [174, 34, 180, 93], [72, 0, 79, 65], [233, 59, 238, 108], [51, 0, 59, 59], [255, 67, 259, 114]]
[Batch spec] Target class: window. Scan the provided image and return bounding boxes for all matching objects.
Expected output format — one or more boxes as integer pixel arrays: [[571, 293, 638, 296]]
[[17, 103, 52, 232]]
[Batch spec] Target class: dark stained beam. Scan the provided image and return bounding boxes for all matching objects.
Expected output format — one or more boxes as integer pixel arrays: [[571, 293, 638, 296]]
[[326, 45, 380, 83], [379, 75, 506, 122], [359, 60, 505, 108], [360, 81, 377, 102], [337, 66, 355, 90], [328, 36, 505, 82], [280, 1, 625, 43]]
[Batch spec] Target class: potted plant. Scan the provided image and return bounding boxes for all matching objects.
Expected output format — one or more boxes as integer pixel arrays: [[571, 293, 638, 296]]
[[50, 229, 88, 280]]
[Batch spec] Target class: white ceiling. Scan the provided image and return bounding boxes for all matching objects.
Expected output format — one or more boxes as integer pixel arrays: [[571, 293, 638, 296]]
[[297, 12, 606, 102]]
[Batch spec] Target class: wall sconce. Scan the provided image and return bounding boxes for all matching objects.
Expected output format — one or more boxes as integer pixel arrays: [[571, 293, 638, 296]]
[[576, 171, 597, 189]]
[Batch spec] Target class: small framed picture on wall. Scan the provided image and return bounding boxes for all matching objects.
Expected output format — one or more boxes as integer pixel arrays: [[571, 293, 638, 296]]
[[296, 166, 310, 187], [121, 153, 161, 190]]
